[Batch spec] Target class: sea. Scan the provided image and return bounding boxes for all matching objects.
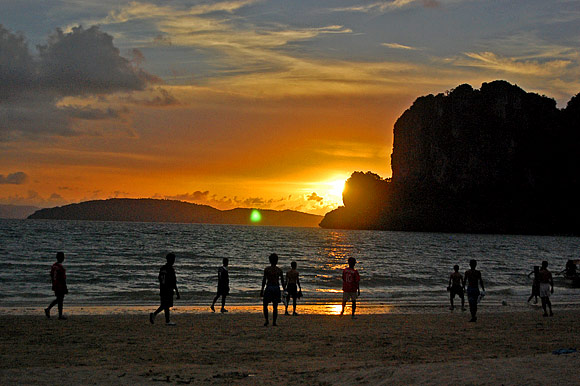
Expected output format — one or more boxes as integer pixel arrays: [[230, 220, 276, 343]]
[[1, 219, 579, 313]]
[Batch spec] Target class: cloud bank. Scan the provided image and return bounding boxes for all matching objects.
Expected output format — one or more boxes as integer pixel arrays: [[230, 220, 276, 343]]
[[0, 172, 28, 185], [0, 25, 157, 141]]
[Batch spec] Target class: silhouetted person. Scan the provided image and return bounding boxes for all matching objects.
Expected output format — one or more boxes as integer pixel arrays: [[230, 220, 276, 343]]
[[150, 253, 180, 325], [448, 264, 465, 311], [260, 253, 285, 326], [340, 257, 360, 319], [464, 259, 485, 322], [539, 260, 554, 317], [527, 266, 540, 304], [211, 258, 229, 313], [559, 260, 577, 277], [284, 261, 302, 316], [45, 252, 68, 320]]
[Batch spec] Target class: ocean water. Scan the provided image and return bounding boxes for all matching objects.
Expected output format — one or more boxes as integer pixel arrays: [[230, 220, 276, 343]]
[[1, 219, 579, 310]]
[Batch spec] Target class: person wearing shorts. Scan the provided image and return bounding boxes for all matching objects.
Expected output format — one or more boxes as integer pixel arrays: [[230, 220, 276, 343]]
[[285, 261, 302, 316], [538, 260, 554, 317], [150, 253, 180, 325], [448, 265, 465, 311], [340, 257, 360, 319], [260, 253, 285, 326], [464, 259, 485, 322], [211, 258, 230, 313]]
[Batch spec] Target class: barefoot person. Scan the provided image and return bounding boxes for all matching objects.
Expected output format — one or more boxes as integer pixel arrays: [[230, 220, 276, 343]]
[[284, 261, 302, 316], [211, 258, 230, 313], [260, 253, 285, 326], [45, 252, 68, 320], [448, 265, 465, 311], [527, 265, 540, 304], [539, 260, 554, 317], [150, 253, 180, 326], [464, 259, 485, 322], [340, 257, 360, 319]]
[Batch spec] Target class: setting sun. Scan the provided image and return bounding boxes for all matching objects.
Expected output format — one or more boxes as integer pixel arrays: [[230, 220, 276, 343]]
[[328, 180, 345, 198]]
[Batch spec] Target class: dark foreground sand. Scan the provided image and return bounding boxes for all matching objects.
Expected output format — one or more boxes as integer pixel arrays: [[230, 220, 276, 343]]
[[1, 309, 579, 385]]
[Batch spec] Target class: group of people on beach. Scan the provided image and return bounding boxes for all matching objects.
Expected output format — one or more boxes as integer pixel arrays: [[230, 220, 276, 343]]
[[447, 259, 555, 321], [45, 252, 559, 324], [148, 252, 359, 326]]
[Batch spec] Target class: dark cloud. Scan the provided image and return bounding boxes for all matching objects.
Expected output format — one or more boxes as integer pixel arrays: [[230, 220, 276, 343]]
[[0, 172, 28, 185], [0, 25, 35, 102], [37, 26, 154, 96], [307, 192, 324, 202], [0, 25, 158, 141], [60, 105, 129, 120]]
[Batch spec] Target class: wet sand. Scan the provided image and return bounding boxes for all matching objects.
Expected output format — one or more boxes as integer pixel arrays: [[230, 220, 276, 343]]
[[1, 308, 579, 385]]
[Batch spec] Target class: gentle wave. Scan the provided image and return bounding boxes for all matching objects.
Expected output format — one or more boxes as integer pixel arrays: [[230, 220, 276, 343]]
[[1, 219, 579, 307]]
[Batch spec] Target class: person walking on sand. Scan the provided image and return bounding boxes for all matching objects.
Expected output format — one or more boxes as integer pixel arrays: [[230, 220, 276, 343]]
[[284, 261, 302, 316], [527, 265, 540, 304], [211, 258, 230, 313], [464, 259, 485, 322], [448, 265, 465, 311], [150, 253, 180, 326], [45, 252, 68, 320], [539, 260, 554, 317], [260, 253, 285, 326], [340, 257, 360, 319]]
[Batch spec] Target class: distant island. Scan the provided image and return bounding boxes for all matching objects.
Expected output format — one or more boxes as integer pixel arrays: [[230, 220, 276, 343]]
[[28, 198, 323, 228], [321, 80, 580, 235], [0, 204, 40, 219]]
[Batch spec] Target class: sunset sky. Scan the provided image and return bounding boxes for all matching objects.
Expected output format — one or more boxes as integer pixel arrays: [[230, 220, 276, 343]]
[[1, 0, 579, 215]]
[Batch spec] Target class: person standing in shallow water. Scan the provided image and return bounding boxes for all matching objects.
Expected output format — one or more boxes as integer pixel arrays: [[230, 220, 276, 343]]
[[448, 264, 465, 311], [340, 257, 360, 319], [538, 260, 554, 317], [211, 258, 229, 313], [260, 253, 285, 326], [45, 252, 68, 320], [464, 259, 485, 322], [285, 261, 302, 316], [150, 253, 180, 326]]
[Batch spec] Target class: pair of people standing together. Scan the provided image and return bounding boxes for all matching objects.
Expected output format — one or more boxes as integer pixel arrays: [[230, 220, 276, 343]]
[[448, 259, 485, 322], [528, 261, 554, 317], [260, 253, 302, 326]]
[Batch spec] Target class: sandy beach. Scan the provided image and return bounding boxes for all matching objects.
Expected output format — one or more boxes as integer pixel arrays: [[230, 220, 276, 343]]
[[1, 307, 579, 385]]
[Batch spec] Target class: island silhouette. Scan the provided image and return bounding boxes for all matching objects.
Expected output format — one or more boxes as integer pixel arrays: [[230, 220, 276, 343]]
[[321, 80, 580, 235], [27, 198, 322, 227]]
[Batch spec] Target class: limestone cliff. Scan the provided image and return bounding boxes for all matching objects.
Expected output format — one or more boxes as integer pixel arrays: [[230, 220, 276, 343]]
[[321, 81, 580, 234]]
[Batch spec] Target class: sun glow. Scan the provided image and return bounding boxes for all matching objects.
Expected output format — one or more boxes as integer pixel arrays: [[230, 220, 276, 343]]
[[328, 179, 346, 199]]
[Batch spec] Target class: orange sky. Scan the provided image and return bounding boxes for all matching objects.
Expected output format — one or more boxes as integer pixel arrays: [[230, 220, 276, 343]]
[[2, 1, 579, 215]]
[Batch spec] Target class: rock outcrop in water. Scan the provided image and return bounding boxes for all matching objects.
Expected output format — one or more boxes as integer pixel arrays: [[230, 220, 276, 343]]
[[320, 81, 580, 234], [28, 198, 323, 227]]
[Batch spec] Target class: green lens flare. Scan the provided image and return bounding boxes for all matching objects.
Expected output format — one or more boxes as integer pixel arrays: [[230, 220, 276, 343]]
[[250, 209, 262, 223]]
